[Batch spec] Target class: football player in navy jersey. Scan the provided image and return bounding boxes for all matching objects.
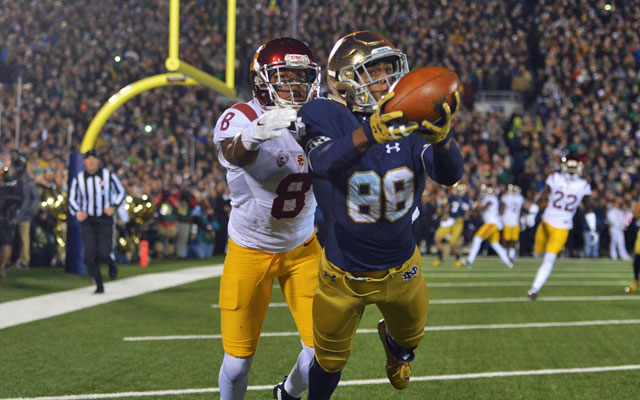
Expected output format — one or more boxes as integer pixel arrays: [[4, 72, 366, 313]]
[[297, 31, 463, 399], [432, 183, 472, 267]]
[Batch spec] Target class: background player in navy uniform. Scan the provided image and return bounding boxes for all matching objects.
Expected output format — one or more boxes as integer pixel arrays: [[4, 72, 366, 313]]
[[297, 31, 463, 399], [432, 183, 471, 267]]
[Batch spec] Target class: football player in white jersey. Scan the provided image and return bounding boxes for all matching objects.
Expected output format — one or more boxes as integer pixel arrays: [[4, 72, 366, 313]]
[[212, 38, 322, 400], [527, 157, 595, 300], [500, 184, 526, 263], [466, 184, 513, 268]]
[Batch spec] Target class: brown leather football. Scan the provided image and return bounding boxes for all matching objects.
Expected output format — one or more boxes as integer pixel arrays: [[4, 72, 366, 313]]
[[384, 66, 460, 123]]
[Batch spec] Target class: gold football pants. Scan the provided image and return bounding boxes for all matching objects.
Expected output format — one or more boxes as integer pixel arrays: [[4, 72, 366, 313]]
[[534, 221, 570, 255], [502, 225, 520, 241], [219, 234, 321, 358], [435, 217, 465, 244], [312, 247, 428, 372], [474, 223, 500, 244]]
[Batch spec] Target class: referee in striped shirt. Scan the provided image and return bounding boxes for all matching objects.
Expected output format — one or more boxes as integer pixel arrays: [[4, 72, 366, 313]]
[[69, 149, 126, 293]]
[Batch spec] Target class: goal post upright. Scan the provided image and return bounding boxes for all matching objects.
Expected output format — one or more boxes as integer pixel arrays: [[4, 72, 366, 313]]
[[226, 0, 236, 89], [70, 0, 239, 273], [80, 0, 237, 152]]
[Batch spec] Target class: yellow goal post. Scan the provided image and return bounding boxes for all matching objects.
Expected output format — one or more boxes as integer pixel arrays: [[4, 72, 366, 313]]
[[80, 0, 237, 152]]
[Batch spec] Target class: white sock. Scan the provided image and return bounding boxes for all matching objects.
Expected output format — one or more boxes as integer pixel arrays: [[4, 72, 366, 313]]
[[531, 253, 557, 293], [490, 242, 512, 266], [219, 353, 254, 400], [467, 236, 483, 265], [284, 344, 314, 397], [508, 247, 516, 260]]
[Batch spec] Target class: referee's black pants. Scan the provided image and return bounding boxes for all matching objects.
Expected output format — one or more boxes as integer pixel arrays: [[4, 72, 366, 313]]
[[81, 216, 113, 290]]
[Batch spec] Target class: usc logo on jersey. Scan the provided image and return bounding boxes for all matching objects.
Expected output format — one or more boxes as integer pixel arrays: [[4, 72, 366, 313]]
[[297, 154, 305, 166]]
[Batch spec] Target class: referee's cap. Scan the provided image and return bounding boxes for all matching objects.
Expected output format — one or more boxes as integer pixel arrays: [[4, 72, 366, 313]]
[[84, 149, 99, 159]]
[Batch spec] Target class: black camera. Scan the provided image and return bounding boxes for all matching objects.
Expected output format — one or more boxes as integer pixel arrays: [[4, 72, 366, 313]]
[[11, 154, 27, 176]]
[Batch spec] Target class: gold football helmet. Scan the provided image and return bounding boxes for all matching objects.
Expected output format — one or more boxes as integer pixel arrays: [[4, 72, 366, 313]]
[[327, 31, 408, 113], [479, 184, 494, 197], [453, 183, 467, 195], [506, 184, 521, 195]]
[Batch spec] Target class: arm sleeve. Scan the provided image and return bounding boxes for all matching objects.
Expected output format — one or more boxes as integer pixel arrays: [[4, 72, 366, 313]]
[[300, 99, 368, 178], [306, 135, 368, 177], [420, 136, 463, 186], [109, 171, 126, 207]]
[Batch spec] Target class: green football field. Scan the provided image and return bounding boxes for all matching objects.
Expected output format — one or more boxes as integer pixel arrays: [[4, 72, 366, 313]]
[[1, 255, 638, 400]]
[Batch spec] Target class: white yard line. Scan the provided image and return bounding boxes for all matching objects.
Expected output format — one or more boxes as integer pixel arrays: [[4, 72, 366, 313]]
[[0, 265, 223, 330], [122, 318, 640, 341], [427, 280, 630, 287], [211, 293, 640, 308], [4, 364, 639, 399], [425, 272, 628, 278]]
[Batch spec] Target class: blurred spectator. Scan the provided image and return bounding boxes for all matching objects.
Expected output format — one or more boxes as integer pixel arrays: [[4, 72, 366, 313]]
[[153, 188, 179, 259], [186, 202, 218, 259], [13, 153, 39, 270], [175, 188, 200, 259], [29, 207, 57, 267], [607, 196, 632, 261]]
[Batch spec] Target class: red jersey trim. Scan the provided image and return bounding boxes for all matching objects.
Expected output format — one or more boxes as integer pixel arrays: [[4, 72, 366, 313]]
[[231, 103, 259, 122]]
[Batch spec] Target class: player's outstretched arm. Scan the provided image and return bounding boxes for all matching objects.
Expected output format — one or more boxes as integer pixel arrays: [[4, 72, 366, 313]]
[[220, 108, 297, 167], [533, 185, 551, 208], [421, 134, 463, 186]]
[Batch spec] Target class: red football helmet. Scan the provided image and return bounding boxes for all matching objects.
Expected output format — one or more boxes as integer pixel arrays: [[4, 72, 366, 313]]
[[561, 156, 583, 178], [250, 37, 321, 108]]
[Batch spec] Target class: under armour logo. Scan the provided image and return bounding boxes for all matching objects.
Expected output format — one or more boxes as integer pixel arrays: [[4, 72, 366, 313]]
[[402, 265, 418, 280], [323, 271, 336, 282], [386, 143, 400, 153]]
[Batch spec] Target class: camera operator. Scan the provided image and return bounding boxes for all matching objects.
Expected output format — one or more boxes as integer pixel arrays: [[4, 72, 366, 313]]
[[0, 158, 24, 279]]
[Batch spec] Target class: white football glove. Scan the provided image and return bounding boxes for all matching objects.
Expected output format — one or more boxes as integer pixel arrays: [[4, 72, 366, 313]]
[[240, 108, 297, 151]]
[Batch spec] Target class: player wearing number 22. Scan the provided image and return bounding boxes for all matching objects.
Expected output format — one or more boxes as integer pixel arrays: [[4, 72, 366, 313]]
[[527, 157, 595, 300], [297, 31, 463, 399], [212, 38, 322, 400]]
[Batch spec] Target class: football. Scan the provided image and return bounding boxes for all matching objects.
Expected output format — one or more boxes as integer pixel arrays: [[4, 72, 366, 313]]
[[384, 66, 460, 123]]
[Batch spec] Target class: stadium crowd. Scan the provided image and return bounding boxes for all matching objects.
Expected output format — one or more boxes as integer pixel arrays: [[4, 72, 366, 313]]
[[0, 0, 639, 266]]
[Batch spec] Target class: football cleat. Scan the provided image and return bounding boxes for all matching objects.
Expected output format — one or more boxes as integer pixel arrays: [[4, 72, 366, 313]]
[[625, 280, 638, 293], [454, 259, 465, 268], [377, 319, 411, 390], [505, 261, 514, 269], [527, 290, 537, 300], [273, 376, 300, 400], [432, 259, 443, 268]]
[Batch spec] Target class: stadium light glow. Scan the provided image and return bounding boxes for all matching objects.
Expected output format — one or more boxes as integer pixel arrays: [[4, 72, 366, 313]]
[[114, 55, 121, 62], [144, 124, 152, 133], [604, 4, 612, 11]]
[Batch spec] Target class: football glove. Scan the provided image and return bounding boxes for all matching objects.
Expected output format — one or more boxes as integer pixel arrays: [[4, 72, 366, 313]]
[[240, 108, 297, 151], [365, 91, 420, 144], [413, 90, 461, 145]]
